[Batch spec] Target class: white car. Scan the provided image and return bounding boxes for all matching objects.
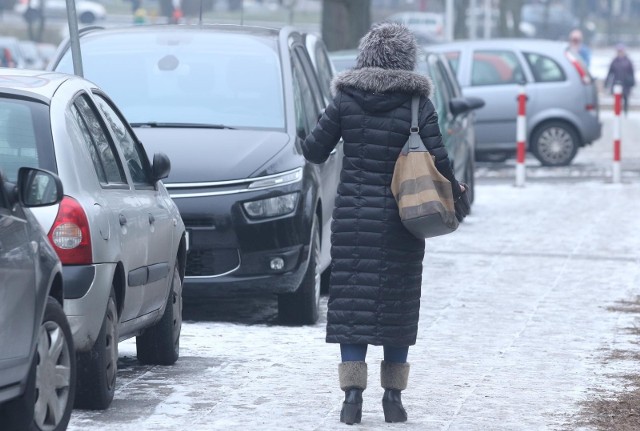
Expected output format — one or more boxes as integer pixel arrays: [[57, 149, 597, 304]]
[[387, 12, 445, 42], [15, 0, 106, 24]]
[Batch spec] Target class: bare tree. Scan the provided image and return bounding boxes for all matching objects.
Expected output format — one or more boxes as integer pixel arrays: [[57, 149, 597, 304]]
[[24, 0, 46, 42], [498, 0, 523, 37], [322, 0, 371, 52]]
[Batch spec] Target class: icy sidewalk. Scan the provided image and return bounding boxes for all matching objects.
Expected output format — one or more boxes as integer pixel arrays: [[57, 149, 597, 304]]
[[67, 181, 640, 431]]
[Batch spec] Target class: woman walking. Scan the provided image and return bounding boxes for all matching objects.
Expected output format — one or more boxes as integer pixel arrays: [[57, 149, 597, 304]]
[[302, 23, 469, 424]]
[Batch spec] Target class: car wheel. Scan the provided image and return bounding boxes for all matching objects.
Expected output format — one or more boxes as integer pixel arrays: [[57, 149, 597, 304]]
[[136, 259, 182, 366], [0, 298, 76, 431], [278, 215, 321, 325], [32, 298, 76, 431], [79, 11, 95, 24], [530, 121, 579, 166], [74, 288, 118, 410], [320, 265, 331, 295]]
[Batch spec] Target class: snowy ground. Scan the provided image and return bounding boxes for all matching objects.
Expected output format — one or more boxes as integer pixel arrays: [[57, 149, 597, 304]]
[[67, 113, 640, 430]]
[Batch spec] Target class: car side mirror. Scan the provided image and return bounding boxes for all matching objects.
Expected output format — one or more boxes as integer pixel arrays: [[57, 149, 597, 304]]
[[449, 96, 485, 117], [17, 167, 63, 207], [151, 152, 171, 181]]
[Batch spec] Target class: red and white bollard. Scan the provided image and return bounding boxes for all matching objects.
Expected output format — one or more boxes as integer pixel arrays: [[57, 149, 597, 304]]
[[612, 84, 622, 183], [515, 85, 527, 187]]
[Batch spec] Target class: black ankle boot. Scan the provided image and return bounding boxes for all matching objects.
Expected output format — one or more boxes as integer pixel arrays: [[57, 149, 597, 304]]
[[340, 388, 363, 425], [338, 361, 367, 425], [382, 389, 407, 423]]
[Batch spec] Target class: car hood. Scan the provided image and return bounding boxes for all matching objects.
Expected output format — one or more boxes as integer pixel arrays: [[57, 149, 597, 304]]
[[133, 128, 291, 184]]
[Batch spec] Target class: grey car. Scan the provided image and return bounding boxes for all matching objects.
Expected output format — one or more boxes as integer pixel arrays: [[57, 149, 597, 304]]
[[430, 39, 602, 166], [0, 167, 75, 431], [0, 69, 187, 410]]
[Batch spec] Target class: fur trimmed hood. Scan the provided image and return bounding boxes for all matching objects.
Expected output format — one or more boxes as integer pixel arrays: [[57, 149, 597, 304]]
[[332, 67, 432, 97], [355, 22, 417, 71]]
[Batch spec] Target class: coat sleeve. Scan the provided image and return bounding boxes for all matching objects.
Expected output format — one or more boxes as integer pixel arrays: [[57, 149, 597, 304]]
[[418, 96, 463, 199], [302, 92, 342, 164]]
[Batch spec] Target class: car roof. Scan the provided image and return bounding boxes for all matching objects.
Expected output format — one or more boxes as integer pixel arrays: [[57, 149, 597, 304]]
[[78, 24, 285, 40], [427, 38, 568, 53], [0, 68, 74, 102]]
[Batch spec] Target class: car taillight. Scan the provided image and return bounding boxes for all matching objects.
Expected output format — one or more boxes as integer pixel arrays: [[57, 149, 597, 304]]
[[47, 196, 92, 265], [565, 51, 591, 84]]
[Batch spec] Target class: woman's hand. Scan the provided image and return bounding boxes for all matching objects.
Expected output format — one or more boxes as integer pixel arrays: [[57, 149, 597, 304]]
[[455, 183, 470, 222]]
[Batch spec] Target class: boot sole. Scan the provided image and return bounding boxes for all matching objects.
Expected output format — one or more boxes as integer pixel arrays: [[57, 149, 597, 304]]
[[383, 401, 407, 423], [340, 402, 362, 425]]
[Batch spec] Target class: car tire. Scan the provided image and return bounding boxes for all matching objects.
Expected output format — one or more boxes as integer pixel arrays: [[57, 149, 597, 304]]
[[320, 265, 331, 295], [74, 288, 118, 410], [136, 259, 182, 366], [0, 298, 76, 431], [530, 121, 579, 167], [31, 297, 76, 431], [79, 11, 96, 24], [278, 215, 321, 325]]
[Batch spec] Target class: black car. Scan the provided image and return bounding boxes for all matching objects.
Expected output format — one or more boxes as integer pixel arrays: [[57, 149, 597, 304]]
[[52, 25, 341, 324], [0, 167, 75, 431]]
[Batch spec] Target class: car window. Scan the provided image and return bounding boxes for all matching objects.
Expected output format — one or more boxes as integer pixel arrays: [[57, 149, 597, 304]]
[[295, 46, 325, 113], [0, 98, 55, 182], [0, 175, 8, 210], [292, 52, 319, 137], [523, 52, 566, 83], [443, 51, 460, 74], [55, 32, 285, 130], [72, 95, 126, 185], [94, 94, 153, 187], [314, 43, 334, 104], [471, 50, 525, 86], [427, 58, 449, 128]]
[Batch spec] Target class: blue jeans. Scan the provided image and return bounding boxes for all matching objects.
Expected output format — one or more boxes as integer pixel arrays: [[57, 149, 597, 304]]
[[340, 344, 408, 363]]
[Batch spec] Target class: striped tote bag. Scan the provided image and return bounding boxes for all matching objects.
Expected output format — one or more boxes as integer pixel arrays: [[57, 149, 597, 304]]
[[390, 96, 459, 239]]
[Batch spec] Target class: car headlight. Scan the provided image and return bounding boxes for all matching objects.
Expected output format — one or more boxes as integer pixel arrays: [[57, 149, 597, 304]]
[[248, 168, 303, 190], [243, 193, 299, 219]]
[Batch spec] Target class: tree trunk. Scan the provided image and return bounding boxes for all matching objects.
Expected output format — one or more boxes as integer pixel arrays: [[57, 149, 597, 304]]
[[454, 0, 469, 39], [322, 0, 371, 52]]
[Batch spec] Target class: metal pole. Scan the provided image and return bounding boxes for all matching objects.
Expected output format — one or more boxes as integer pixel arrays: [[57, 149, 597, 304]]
[[612, 84, 622, 183], [445, 0, 454, 41], [65, 0, 83, 77], [470, 0, 477, 39], [483, 0, 491, 39]]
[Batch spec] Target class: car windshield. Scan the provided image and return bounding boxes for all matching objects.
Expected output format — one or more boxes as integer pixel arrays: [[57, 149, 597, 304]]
[[0, 97, 55, 182], [56, 31, 286, 130]]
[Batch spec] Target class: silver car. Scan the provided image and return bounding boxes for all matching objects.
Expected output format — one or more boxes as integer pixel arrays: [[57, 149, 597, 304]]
[[0, 69, 187, 410], [430, 39, 602, 166]]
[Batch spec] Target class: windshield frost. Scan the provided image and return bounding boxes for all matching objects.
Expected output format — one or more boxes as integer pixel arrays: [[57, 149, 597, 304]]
[[57, 31, 285, 130]]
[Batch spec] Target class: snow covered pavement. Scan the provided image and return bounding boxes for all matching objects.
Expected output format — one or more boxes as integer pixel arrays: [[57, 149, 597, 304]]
[[67, 117, 640, 430]]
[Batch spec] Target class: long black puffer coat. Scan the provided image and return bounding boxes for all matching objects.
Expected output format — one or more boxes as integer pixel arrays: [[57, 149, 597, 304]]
[[302, 66, 461, 347]]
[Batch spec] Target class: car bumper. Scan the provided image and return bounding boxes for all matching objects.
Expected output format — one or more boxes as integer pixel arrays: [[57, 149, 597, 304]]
[[63, 263, 115, 352], [172, 187, 312, 294]]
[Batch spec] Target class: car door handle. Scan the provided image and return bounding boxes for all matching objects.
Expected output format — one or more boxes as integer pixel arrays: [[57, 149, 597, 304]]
[[119, 214, 127, 226], [148, 214, 155, 225]]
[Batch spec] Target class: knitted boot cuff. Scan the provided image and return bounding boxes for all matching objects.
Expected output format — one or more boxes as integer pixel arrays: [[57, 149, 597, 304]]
[[338, 361, 368, 391], [380, 360, 410, 391]]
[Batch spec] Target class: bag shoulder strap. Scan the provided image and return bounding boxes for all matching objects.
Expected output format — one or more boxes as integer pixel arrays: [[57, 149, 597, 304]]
[[411, 95, 419, 134]]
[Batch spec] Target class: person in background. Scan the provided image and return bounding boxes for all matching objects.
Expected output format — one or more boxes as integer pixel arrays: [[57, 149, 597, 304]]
[[301, 23, 469, 425], [606, 43, 635, 115], [568, 29, 591, 68]]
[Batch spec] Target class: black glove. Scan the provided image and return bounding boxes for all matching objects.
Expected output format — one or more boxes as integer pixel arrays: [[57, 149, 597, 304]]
[[454, 183, 471, 222]]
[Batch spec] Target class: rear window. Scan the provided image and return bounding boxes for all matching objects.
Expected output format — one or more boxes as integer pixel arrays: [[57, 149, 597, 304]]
[[524, 52, 566, 83], [444, 51, 460, 74], [471, 50, 525, 86], [0, 97, 55, 182], [55, 31, 286, 130]]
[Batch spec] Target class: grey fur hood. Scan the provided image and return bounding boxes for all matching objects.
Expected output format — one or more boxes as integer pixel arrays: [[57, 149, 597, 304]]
[[331, 67, 432, 97], [331, 22, 432, 97]]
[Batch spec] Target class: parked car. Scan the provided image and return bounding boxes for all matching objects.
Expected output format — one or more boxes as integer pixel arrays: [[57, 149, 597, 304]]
[[14, 0, 107, 24], [430, 39, 602, 166], [0, 36, 26, 68], [0, 166, 75, 431], [328, 49, 483, 202], [51, 25, 341, 325], [387, 11, 445, 42], [0, 69, 187, 410], [19, 40, 46, 70]]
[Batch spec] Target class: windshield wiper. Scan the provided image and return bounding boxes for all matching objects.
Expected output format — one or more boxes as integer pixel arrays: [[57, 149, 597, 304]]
[[130, 122, 235, 129]]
